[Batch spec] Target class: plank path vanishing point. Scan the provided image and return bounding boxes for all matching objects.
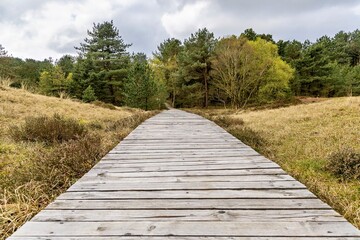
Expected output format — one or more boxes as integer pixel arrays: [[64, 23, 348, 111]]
[[9, 109, 360, 239]]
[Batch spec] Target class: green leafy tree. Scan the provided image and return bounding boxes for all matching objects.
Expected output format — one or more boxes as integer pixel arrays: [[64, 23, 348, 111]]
[[211, 37, 293, 108], [73, 20, 131, 105], [347, 65, 360, 95], [330, 31, 351, 65], [82, 85, 97, 102], [19, 58, 53, 88], [39, 66, 72, 96], [295, 39, 334, 96], [177, 28, 217, 107], [330, 63, 360, 96], [348, 30, 360, 66], [241, 28, 257, 41], [152, 38, 182, 107], [0, 56, 52, 90], [57, 55, 75, 78], [241, 28, 274, 43], [277, 40, 302, 65], [125, 53, 160, 110]]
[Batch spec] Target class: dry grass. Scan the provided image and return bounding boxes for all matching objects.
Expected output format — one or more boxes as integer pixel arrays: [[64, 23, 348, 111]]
[[189, 96, 360, 228], [0, 87, 156, 239]]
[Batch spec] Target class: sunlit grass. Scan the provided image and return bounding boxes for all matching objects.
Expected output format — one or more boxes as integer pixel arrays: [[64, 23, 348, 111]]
[[0, 86, 156, 239], [189, 96, 360, 228]]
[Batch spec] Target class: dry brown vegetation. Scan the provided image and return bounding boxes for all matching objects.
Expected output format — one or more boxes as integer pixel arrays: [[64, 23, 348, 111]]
[[0, 86, 156, 239], [189, 96, 360, 228]]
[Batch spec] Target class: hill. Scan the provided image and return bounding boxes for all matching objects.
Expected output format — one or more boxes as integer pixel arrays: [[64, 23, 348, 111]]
[[0, 86, 155, 239], [190, 97, 360, 228]]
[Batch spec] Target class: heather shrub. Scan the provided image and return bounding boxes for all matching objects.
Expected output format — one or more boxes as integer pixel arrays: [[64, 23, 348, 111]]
[[326, 147, 360, 180], [10, 114, 87, 144]]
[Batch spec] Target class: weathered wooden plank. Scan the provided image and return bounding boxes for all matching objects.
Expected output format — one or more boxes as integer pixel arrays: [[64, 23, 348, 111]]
[[102, 154, 263, 160], [58, 189, 316, 200], [11, 221, 360, 237], [119, 140, 242, 143], [114, 143, 246, 148], [95, 159, 272, 167], [103, 153, 261, 159], [32, 209, 344, 222], [68, 181, 305, 191], [47, 199, 332, 210], [93, 161, 277, 169], [100, 155, 269, 163], [85, 168, 288, 177], [110, 149, 260, 154], [8, 237, 360, 240], [88, 163, 280, 173], [77, 174, 295, 183]]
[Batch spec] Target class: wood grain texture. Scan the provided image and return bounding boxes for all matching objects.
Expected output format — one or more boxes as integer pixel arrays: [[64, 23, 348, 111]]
[[9, 109, 360, 239], [8, 237, 360, 240]]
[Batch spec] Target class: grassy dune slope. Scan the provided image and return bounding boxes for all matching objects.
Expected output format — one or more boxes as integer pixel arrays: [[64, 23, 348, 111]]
[[190, 97, 360, 228], [0, 87, 155, 239]]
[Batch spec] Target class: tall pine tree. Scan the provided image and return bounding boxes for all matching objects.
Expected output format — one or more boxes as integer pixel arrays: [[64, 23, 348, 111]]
[[73, 21, 131, 105], [177, 28, 217, 107], [125, 53, 159, 110], [153, 38, 182, 107]]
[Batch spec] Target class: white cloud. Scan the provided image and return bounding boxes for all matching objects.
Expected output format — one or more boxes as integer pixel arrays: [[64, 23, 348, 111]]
[[0, 0, 144, 60], [1, 0, 360, 60], [161, 1, 211, 39]]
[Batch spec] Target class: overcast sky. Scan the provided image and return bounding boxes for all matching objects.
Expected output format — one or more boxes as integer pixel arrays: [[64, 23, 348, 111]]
[[1, 0, 360, 60]]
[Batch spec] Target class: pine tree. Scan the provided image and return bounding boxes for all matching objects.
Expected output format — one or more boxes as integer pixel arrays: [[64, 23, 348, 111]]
[[73, 21, 131, 105], [152, 38, 182, 107], [82, 85, 97, 102], [0, 44, 7, 57], [57, 55, 75, 78], [39, 66, 72, 96], [177, 28, 217, 107], [125, 53, 158, 110]]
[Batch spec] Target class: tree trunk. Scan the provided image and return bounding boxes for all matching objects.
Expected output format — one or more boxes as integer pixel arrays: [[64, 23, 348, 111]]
[[145, 96, 148, 111], [172, 88, 176, 107], [204, 71, 209, 108]]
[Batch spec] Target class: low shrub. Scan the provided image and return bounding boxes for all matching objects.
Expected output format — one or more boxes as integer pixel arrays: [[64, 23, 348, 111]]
[[92, 100, 117, 110], [4, 133, 102, 192], [107, 113, 152, 131], [10, 114, 87, 144], [230, 127, 267, 152], [0, 133, 102, 238], [326, 147, 360, 180], [212, 116, 244, 128], [32, 133, 102, 187]]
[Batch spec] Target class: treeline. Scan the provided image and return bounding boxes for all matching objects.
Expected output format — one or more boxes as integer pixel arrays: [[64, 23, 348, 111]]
[[0, 21, 164, 110], [153, 28, 360, 108], [1, 22, 360, 109]]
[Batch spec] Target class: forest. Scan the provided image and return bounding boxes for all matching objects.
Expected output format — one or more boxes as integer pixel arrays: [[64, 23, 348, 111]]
[[1, 21, 360, 109]]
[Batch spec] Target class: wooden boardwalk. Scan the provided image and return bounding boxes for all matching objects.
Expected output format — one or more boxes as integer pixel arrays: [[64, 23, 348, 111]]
[[9, 109, 360, 239]]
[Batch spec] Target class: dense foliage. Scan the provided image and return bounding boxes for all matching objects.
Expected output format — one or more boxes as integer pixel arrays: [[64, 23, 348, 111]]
[[124, 53, 164, 110], [210, 37, 293, 108], [1, 23, 360, 109]]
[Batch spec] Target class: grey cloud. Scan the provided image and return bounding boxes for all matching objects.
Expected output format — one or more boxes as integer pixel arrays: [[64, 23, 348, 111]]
[[2, 0, 360, 60], [189, 0, 360, 41], [47, 28, 83, 54], [112, 1, 170, 56], [213, 0, 358, 16]]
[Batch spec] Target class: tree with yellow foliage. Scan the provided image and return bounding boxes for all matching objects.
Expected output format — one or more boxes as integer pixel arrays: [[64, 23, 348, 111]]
[[211, 37, 294, 108]]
